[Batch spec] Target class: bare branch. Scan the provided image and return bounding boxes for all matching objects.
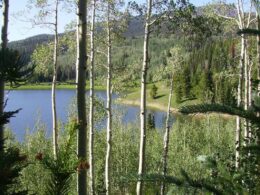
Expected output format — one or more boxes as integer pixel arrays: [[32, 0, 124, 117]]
[[249, 18, 257, 25], [215, 12, 240, 27], [246, 0, 253, 28], [33, 21, 56, 26], [96, 49, 108, 57], [97, 63, 107, 69], [148, 12, 167, 27], [236, 0, 243, 28], [239, 0, 245, 19]]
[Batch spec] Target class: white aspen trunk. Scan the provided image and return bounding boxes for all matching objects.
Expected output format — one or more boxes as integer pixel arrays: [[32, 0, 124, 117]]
[[52, 0, 59, 159], [0, 0, 9, 151], [89, 0, 96, 194], [236, 34, 245, 169], [235, 0, 246, 169], [136, 0, 152, 194], [76, 0, 87, 194], [105, 3, 112, 194], [160, 77, 173, 195], [256, 12, 260, 97], [256, 14, 260, 145], [248, 57, 252, 140], [244, 42, 249, 145], [248, 56, 252, 108]]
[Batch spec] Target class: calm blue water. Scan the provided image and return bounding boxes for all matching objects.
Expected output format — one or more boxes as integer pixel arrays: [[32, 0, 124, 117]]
[[5, 90, 169, 141]]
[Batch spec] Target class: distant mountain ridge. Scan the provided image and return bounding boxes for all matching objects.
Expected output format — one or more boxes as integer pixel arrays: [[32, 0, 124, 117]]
[[8, 16, 145, 56], [7, 3, 237, 57], [8, 34, 55, 56]]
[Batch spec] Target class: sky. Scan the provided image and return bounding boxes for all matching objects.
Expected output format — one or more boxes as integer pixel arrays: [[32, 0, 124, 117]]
[[0, 0, 236, 42]]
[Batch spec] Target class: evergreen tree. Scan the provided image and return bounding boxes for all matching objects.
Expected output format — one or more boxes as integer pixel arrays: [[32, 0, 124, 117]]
[[147, 113, 155, 130], [150, 84, 158, 99]]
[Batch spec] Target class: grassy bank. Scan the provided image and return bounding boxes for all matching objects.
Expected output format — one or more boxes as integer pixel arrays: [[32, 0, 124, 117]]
[[117, 82, 233, 119], [117, 82, 201, 112]]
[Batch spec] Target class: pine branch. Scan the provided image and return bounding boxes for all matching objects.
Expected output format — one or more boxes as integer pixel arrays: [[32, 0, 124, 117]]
[[162, 174, 223, 194], [179, 104, 260, 125], [0, 109, 21, 126], [0, 48, 35, 87], [237, 28, 260, 36], [121, 173, 223, 194]]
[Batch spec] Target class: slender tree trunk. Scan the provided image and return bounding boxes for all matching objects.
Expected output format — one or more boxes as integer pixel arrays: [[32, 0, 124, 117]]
[[160, 77, 173, 195], [244, 42, 249, 145], [248, 57, 252, 140], [0, 0, 9, 151], [136, 0, 152, 194], [76, 0, 87, 194], [248, 57, 252, 108], [236, 35, 245, 169], [89, 0, 96, 193], [256, 12, 260, 97], [105, 3, 112, 194], [257, 14, 260, 145], [52, 0, 59, 159]]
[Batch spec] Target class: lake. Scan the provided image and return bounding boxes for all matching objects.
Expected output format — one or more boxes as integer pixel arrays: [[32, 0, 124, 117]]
[[5, 90, 170, 141]]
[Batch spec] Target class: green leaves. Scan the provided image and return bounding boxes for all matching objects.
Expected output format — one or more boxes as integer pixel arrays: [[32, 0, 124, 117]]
[[31, 43, 53, 80]]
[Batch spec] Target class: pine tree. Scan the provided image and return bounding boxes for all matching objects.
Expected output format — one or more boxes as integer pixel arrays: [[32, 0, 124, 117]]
[[147, 113, 155, 130], [150, 84, 158, 99]]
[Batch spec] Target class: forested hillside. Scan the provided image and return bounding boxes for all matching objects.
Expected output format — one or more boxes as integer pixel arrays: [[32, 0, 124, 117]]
[[1, 0, 260, 194], [17, 7, 238, 105]]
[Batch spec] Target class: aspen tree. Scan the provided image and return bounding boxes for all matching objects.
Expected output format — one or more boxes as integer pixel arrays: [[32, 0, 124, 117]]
[[235, 0, 247, 168], [136, 0, 152, 193], [134, 0, 170, 193], [89, 0, 96, 193], [52, 0, 59, 159], [76, 0, 87, 194], [160, 76, 173, 195], [96, 1, 125, 193], [24, 0, 61, 158], [211, 0, 253, 168], [105, 1, 113, 193], [160, 47, 183, 194]]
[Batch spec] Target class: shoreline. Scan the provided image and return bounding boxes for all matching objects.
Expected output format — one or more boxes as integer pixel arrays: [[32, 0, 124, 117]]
[[117, 98, 179, 113], [117, 98, 233, 119], [7, 83, 234, 119], [5, 83, 106, 91]]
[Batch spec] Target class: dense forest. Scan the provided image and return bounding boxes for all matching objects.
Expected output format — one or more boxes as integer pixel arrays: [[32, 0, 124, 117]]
[[1, 0, 260, 194]]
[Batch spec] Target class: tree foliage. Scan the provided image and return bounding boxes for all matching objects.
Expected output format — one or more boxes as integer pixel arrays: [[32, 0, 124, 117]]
[[0, 48, 34, 87]]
